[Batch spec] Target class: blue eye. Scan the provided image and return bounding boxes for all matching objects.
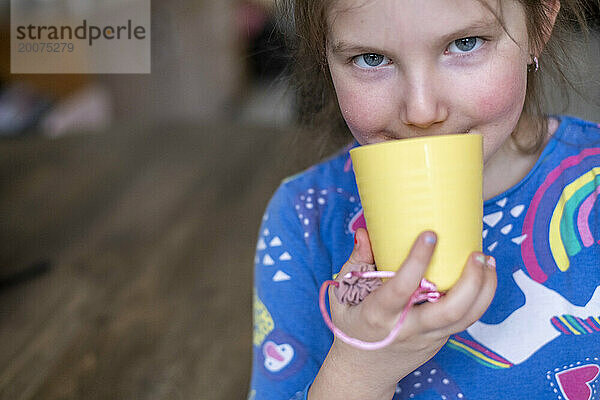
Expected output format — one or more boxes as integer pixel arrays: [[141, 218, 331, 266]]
[[353, 53, 391, 68], [447, 37, 484, 54]]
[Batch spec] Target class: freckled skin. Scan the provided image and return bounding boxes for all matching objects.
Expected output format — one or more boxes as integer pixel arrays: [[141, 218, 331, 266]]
[[326, 0, 541, 199]]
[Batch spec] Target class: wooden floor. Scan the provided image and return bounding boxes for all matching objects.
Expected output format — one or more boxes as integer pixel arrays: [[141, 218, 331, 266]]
[[0, 122, 314, 400]]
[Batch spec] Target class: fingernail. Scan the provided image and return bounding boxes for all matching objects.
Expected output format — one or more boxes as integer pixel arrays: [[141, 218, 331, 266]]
[[487, 256, 496, 269], [354, 232, 359, 248], [475, 254, 486, 265], [424, 233, 436, 245]]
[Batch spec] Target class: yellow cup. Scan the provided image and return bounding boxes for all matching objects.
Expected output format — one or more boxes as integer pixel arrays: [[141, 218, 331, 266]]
[[350, 134, 483, 291]]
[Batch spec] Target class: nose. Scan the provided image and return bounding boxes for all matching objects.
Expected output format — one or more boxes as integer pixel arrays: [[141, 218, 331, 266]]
[[400, 73, 448, 129]]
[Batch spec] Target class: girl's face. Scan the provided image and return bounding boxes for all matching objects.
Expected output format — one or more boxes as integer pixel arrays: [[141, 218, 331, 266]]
[[326, 0, 532, 167]]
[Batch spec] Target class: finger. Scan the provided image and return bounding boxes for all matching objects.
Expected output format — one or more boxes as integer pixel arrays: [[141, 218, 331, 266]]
[[347, 228, 375, 265], [416, 251, 489, 332], [334, 228, 375, 281], [438, 256, 497, 336], [329, 228, 376, 309], [364, 231, 437, 318]]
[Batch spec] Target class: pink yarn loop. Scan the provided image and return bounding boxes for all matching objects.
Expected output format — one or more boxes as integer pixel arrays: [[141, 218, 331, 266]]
[[319, 271, 442, 350]]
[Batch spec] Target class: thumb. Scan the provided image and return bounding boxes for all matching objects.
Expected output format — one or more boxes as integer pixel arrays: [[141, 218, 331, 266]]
[[347, 228, 375, 265]]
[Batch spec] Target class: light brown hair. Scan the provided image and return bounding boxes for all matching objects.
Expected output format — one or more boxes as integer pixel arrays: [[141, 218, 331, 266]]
[[277, 0, 599, 157]]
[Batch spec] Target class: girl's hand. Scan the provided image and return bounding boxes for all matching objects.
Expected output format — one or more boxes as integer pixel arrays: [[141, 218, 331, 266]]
[[325, 228, 497, 393]]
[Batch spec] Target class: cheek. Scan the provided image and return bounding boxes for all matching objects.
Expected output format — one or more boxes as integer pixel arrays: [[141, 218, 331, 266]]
[[467, 60, 528, 157], [474, 65, 527, 121], [332, 76, 393, 143]]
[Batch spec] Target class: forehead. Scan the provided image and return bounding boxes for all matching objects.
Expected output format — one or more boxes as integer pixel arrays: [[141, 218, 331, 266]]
[[327, 0, 507, 38], [329, 0, 500, 18]]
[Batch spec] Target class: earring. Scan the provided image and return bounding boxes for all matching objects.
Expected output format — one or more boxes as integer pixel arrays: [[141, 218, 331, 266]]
[[528, 55, 539, 72]]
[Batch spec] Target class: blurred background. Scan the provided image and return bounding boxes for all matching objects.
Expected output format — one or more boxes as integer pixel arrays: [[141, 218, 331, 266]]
[[0, 1, 599, 399]]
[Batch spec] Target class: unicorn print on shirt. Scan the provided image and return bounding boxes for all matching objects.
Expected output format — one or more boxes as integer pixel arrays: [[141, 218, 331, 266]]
[[449, 148, 600, 369]]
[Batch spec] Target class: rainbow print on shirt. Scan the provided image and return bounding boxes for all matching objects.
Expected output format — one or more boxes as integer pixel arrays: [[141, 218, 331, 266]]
[[521, 148, 600, 283], [550, 314, 600, 335], [447, 335, 513, 369]]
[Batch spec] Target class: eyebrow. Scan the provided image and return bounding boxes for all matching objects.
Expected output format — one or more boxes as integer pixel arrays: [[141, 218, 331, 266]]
[[329, 17, 502, 55]]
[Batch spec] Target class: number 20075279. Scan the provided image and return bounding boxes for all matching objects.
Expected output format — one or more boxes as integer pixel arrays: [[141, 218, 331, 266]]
[[18, 42, 74, 53]]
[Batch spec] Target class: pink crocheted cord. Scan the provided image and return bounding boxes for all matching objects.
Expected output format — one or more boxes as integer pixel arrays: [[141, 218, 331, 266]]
[[319, 269, 442, 351], [334, 263, 384, 305]]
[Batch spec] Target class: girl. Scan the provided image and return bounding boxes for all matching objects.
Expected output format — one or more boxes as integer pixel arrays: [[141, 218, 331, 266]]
[[249, 0, 600, 399]]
